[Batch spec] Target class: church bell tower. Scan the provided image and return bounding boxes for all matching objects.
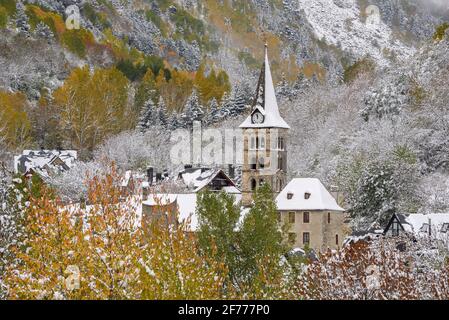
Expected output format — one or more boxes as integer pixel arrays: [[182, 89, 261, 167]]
[[239, 45, 290, 207]]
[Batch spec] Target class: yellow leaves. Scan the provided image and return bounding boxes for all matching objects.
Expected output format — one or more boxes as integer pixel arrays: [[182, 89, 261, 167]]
[[194, 63, 231, 106], [140, 221, 227, 300], [0, 91, 32, 149], [53, 66, 132, 155], [4, 167, 229, 299], [156, 69, 194, 112]]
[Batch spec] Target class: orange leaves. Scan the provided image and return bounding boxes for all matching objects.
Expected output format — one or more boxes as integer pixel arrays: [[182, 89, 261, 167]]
[[3, 167, 229, 299], [296, 239, 449, 300]]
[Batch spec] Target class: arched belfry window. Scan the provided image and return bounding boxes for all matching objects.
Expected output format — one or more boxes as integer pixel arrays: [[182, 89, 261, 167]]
[[278, 154, 283, 170], [250, 136, 256, 150]]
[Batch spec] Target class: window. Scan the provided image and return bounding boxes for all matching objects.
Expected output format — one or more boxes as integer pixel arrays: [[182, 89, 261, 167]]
[[277, 137, 284, 150], [250, 179, 256, 191], [441, 223, 449, 233], [278, 154, 283, 170], [250, 156, 256, 170], [259, 157, 265, 169], [260, 136, 265, 149], [289, 212, 296, 223], [259, 178, 265, 186], [391, 221, 400, 236], [288, 233, 297, 244], [304, 192, 311, 200], [328, 212, 331, 224], [303, 212, 310, 223], [287, 192, 293, 200], [250, 137, 256, 149], [303, 232, 310, 245], [336, 234, 339, 246]]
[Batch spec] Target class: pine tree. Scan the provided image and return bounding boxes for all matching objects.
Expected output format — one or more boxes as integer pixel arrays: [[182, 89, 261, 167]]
[[166, 112, 181, 130], [231, 85, 249, 115], [34, 22, 54, 40], [137, 97, 157, 132], [205, 97, 219, 125], [182, 90, 204, 126], [216, 92, 232, 120], [156, 95, 168, 128], [15, 2, 30, 36]]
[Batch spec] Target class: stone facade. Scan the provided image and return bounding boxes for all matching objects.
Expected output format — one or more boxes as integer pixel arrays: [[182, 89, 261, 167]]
[[241, 128, 288, 206], [279, 210, 348, 252]]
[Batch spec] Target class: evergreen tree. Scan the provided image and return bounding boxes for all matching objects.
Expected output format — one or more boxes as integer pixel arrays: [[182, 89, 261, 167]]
[[156, 95, 168, 128], [34, 22, 54, 40], [137, 97, 157, 132], [182, 90, 204, 126], [231, 85, 249, 115], [15, 2, 30, 36], [166, 112, 181, 131], [216, 92, 232, 120], [205, 97, 219, 125]]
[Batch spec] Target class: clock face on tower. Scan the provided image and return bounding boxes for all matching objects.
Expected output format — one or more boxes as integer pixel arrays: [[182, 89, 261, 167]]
[[251, 111, 265, 124]]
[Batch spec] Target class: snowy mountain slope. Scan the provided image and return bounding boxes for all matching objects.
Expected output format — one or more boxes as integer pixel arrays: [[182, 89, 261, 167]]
[[297, 0, 416, 66]]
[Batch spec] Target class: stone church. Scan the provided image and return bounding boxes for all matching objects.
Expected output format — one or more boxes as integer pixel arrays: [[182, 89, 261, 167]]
[[239, 45, 348, 251]]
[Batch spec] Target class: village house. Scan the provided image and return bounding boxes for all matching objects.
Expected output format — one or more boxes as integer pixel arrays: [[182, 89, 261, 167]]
[[13, 149, 78, 180], [384, 213, 449, 249], [141, 165, 240, 230], [276, 178, 347, 251]]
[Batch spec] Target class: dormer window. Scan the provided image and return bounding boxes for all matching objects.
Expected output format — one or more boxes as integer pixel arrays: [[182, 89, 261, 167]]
[[304, 192, 311, 200], [287, 192, 293, 200]]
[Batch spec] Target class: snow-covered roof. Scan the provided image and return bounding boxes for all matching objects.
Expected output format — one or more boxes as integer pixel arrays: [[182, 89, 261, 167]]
[[179, 168, 239, 193], [239, 45, 290, 129], [397, 213, 449, 241], [14, 150, 78, 174], [276, 178, 345, 212], [143, 193, 242, 232]]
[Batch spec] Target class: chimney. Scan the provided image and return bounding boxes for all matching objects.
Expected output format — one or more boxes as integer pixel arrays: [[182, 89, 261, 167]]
[[146, 167, 154, 185]]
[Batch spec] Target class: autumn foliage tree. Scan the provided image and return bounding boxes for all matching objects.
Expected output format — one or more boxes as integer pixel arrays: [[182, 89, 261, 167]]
[[53, 66, 134, 158], [0, 91, 32, 149], [3, 167, 230, 299], [296, 237, 449, 300]]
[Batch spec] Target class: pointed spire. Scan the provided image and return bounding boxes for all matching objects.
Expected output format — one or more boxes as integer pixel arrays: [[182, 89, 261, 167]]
[[239, 44, 290, 129]]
